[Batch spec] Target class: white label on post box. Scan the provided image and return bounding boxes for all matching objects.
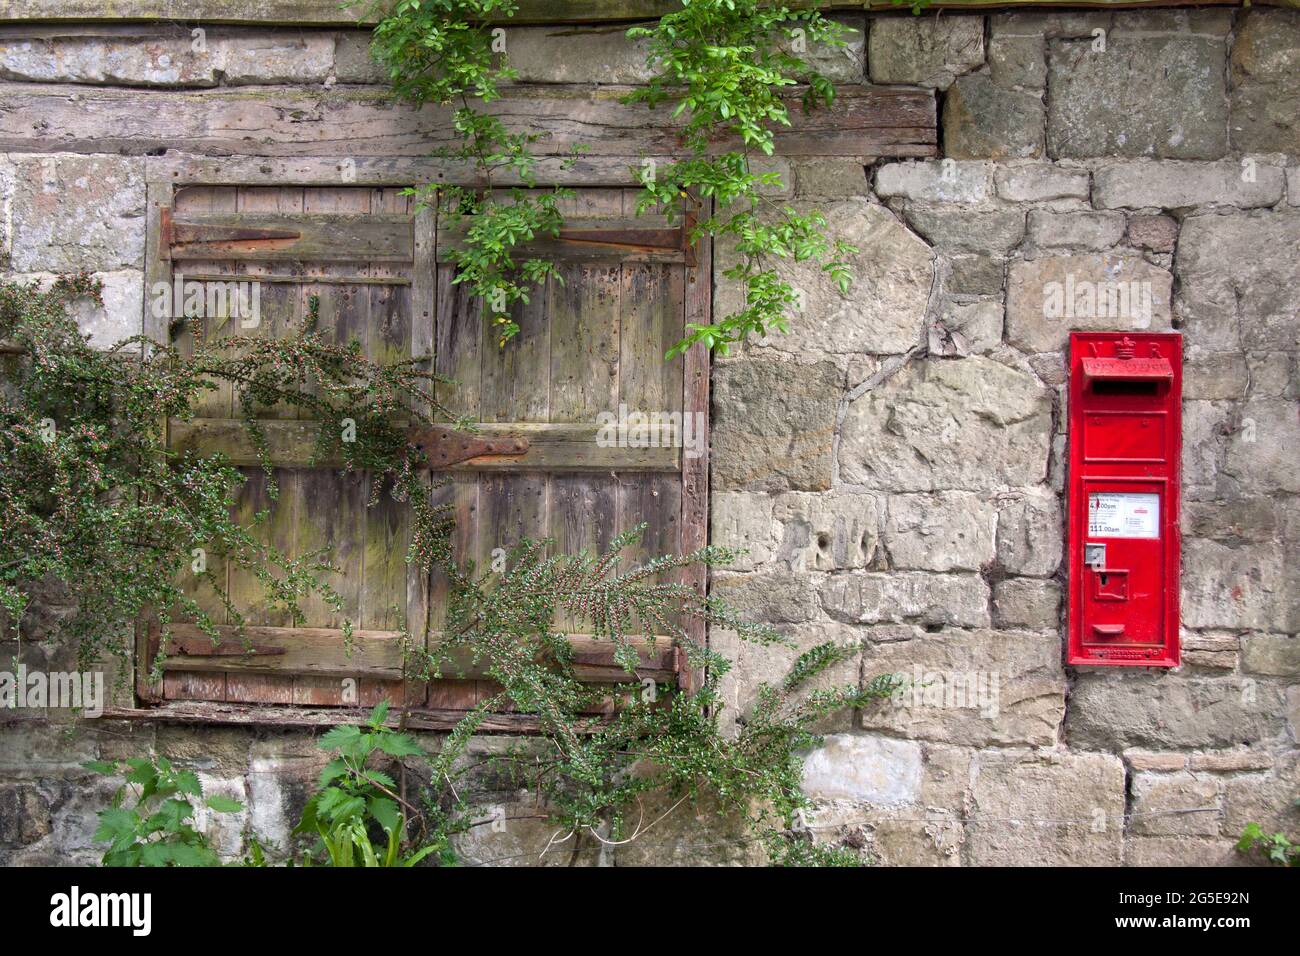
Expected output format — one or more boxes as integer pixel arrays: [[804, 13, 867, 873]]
[[1088, 492, 1159, 539]]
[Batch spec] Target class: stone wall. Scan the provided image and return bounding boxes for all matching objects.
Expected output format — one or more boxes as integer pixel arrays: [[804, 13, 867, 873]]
[[1, 7, 1297, 866]]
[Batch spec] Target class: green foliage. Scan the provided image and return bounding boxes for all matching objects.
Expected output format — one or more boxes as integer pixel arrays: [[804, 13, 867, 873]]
[[84, 754, 243, 867], [626, 1, 859, 357], [365, 0, 574, 347], [365, 0, 855, 357], [295, 701, 443, 866], [1236, 818, 1300, 867], [0, 275, 455, 671]]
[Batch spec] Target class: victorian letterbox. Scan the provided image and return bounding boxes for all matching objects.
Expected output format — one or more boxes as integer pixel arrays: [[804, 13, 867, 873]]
[[1067, 332, 1182, 667]]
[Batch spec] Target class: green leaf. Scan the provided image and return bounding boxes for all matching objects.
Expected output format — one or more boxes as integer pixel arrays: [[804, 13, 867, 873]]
[[368, 796, 402, 835], [206, 795, 244, 814], [318, 724, 362, 752], [375, 732, 423, 759], [82, 760, 117, 775]]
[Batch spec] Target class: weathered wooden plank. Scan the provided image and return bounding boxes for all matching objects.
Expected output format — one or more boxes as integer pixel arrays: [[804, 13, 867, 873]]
[[101, 702, 608, 734], [0, 84, 937, 158], [168, 212, 413, 262], [161, 624, 677, 682], [1, 0, 1282, 29], [147, 153, 679, 189], [678, 204, 712, 695], [168, 418, 680, 470], [549, 262, 621, 424]]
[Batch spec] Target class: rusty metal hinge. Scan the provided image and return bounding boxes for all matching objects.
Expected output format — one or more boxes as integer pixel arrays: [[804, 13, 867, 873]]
[[159, 207, 302, 261], [408, 426, 528, 468], [556, 206, 699, 267]]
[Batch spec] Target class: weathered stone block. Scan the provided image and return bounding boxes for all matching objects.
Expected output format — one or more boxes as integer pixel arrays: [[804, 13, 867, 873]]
[[1228, 401, 1300, 497], [1181, 400, 1231, 495], [503, 24, 656, 84], [1026, 210, 1125, 251], [1183, 348, 1249, 401], [904, 204, 1026, 254], [215, 33, 334, 85], [1093, 161, 1285, 210], [946, 255, 1005, 295], [1241, 635, 1300, 677], [861, 629, 1065, 747], [1183, 538, 1288, 632], [883, 492, 996, 572], [990, 12, 1113, 41], [944, 75, 1046, 160], [822, 572, 990, 629], [711, 359, 840, 492], [1126, 214, 1179, 252], [841, 356, 1052, 492], [1181, 631, 1239, 670], [996, 489, 1063, 577], [1125, 836, 1237, 866], [801, 734, 923, 805], [994, 164, 1089, 202], [1176, 213, 1300, 354], [1223, 752, 1300, 835], [1047, 36, 1228, 159], [992, 578, 1061, 629], [1005, 255, 1173, 353], [1230, 10, 1300, 154], [713, 622, 866, 736], [867, 15, 985, 90], [333, 31, 386, 84], [988, 35, 1046, 89], [0, 27, 217, 86], [772, 493, 880, 571], [1130, 771, 1221, 836], [875, 160, 991, 204], [8, 154, 144, 272], [711, 570, 820, 624], [9, 270, 144, 348], [937, 298, 1003, 354], [1066, 673, 1288, 750], [791, 158, 864, 198], [717, 199, 932, 357], [1189, 749, 1273, 773], [0, 784, 52, 846], [968, 750, 1125, 865], [1124, 749, 1188, 772]]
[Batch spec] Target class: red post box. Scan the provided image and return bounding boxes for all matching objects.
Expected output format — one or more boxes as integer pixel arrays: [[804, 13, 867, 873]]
[[1067, 332, 1182, 667]]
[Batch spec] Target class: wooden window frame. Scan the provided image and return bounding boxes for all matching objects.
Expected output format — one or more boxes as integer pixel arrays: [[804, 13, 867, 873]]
[[116, 153, 712, 731]]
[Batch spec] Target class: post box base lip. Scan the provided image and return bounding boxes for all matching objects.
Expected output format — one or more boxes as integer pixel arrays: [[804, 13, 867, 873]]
[[1067, 654, 1179, 668]]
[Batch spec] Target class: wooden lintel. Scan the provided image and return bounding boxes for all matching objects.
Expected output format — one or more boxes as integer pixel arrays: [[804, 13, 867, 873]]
[[0, 83, 936, 160], [0, 0, 1288, 29]]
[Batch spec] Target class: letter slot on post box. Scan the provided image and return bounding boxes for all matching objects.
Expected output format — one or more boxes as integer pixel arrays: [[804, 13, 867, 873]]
[[1068, 332, 1182, 667]]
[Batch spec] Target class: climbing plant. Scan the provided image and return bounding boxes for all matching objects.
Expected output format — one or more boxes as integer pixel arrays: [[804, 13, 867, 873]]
[[366, 0, 860, 357]]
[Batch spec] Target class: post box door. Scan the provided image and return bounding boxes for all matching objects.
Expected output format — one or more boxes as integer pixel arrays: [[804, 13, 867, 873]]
[[1067, 332, 1181, 667]]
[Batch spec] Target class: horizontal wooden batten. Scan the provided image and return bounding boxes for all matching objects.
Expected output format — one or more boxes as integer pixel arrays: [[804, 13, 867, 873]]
[[167, 418, 682, 471], [164, 211, 413, 262], [161, 624, 678, 683], [1, 0, 1286, 28], [147, 153, 681, 189], [101, 703, 604, 734], [0, 83, 936, 159], [439, 215, 689, 263]]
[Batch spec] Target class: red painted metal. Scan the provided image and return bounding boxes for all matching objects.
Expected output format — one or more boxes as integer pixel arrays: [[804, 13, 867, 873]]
[[1067, 332, 1182, 668]]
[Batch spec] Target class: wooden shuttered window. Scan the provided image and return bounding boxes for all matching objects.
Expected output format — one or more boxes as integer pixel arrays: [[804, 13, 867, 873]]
[[138, 178, 709, 725]]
